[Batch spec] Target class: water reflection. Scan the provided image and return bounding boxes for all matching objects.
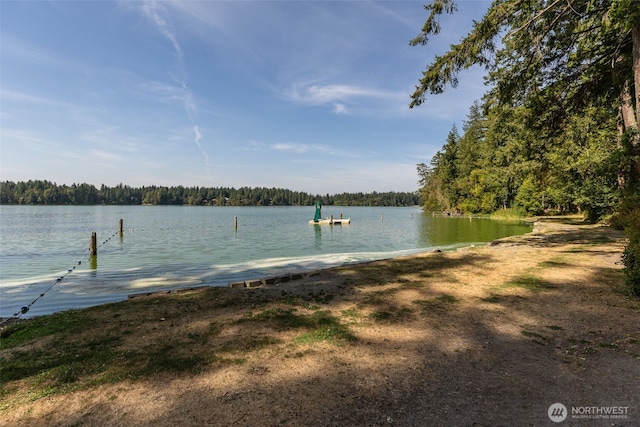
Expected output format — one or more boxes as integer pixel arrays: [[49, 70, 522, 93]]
[[313, 224, 322, 249], [89, 255, 98, 273], [417, 215, 531, 248]]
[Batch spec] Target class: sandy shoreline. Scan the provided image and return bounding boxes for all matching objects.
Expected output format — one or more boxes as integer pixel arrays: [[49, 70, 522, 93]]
[[1, 217, 639, 426]]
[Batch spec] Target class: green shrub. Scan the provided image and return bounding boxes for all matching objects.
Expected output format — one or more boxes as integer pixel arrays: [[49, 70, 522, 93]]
[[489, 208, 525, 219], [620, 204, 640, 296], [622, 241, 640, 296], [514, 176, 544, 215]]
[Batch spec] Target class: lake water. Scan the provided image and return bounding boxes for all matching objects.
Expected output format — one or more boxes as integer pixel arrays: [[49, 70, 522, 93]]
[[0, 205, 531, 318]]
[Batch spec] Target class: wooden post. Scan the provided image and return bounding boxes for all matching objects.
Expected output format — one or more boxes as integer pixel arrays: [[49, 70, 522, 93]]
[[340, 213, 343, 219], [119, 219, 124, 236], [234, 216, 238, 230], [330, 214, 334, 224], [90, 232, 97, 256]]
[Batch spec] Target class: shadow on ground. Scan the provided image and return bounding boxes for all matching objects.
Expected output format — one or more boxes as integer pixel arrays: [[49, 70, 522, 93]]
[[1, 220, 638, 427]]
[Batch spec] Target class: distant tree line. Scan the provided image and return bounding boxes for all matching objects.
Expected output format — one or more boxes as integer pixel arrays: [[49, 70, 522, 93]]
[[0, 181, 421, 207]]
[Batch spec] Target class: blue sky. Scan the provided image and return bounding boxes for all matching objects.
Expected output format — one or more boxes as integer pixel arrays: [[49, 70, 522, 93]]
[[1, 1, 491, 194]]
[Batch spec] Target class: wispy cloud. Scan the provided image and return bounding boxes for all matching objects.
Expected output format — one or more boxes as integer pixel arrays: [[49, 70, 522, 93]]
[[140, 0, 211, 176], [333, 103, 348, 115], [1, 89, 77, 109], [193, 125, 211, 171], [287, 83, 395, 105], [87, 149, 125, 163], [246, 140, 358, 158], [139, 81, 180, 97], [0, 34, 73, 70], [270, 142, 332, 154], [1, 128, 83, 161], [158, 1, 232, 33], [141, 1, 183, 59], [283, 82, 404, 116]]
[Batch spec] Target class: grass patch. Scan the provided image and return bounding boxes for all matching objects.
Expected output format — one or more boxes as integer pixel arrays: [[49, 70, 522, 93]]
[[0, 300, 244, 402], [295, 325, 356, 345], [279, 291, 322, 310], [501, 274, 556, 292], [563, 247, 587, 253], [538, 257, 570, 268], [367, 305, 415, 323], [340, 308, 362, 319], [241, 307, 315, 329], [359, 290, 394, 307], [369, 311, 393, 321], [280, 293, 299, 306], [239, 308, 357, 346], [340, 309, 365, 325], [0, 311, 96, 348], [1, 333, 123, 383], [219, 336, 282, 354], [186, 322, 222, 344], [306, 290, 335, 305], [414, 293, 459, 312], [436, 294, 458, 304], [399, 278, 426, 289], [295, 311, 357, 344], [480, 294, 503, 303], [138, 349, 210, 376]]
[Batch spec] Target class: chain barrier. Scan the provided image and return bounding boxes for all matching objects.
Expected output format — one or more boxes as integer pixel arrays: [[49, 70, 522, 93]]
[[0, 230, 121, 326]]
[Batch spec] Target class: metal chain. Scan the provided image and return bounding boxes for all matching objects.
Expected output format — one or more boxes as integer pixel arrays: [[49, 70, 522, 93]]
[[0, 230, 120, 325]]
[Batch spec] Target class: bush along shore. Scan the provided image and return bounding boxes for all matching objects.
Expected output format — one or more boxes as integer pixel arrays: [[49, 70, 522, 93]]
[[1, 217, 639, 426]]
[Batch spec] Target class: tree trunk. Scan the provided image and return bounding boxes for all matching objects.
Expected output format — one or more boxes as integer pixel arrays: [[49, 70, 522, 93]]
[[620, 79, 637, 133], [633, 25, 640, 133]]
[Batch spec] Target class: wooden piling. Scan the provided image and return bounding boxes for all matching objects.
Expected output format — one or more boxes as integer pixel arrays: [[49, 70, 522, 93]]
[[234, 216, 238, 230], [90, 232, 97, 256], [119, 219, 124, 236], [330, 214, 334, 224]]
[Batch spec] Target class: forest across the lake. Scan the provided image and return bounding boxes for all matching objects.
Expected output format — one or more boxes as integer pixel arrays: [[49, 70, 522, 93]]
[[0, 180, 420, 207]]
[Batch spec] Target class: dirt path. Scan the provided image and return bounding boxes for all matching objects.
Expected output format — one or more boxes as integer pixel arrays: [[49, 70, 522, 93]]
[[1, 218, 638, 426]]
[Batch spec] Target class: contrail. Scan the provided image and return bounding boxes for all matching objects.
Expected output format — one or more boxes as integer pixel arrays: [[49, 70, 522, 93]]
[[141, 0, 211, 177], [142, 1, 182, 59], [193, 125, 210, 170]]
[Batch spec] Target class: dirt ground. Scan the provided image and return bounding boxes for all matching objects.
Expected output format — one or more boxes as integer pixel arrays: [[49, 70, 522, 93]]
[[1, 218, 639, 426]]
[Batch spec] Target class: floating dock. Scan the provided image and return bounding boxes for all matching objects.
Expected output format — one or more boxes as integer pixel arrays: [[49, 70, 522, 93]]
[[309, 215, 350, 225], [309, 202, 350, 225]]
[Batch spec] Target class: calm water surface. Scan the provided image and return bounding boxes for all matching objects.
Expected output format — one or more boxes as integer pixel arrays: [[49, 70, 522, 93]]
[[0, 205, 531, 318]]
